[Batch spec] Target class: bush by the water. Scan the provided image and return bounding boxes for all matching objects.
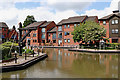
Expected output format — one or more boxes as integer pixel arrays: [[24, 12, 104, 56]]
[[1, 42, 18, 60]]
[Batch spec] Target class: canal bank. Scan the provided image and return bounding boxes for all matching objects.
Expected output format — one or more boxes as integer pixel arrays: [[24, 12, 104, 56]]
[[1, 53, 48, 73], [68, 48, 120, 53]]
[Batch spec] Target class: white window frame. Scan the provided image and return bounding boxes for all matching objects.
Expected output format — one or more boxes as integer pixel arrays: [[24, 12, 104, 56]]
[[115, 29, 118, 33], [112, 29, 115, 33], [115, 20, 118, 24], [112, 20, 115, 24]]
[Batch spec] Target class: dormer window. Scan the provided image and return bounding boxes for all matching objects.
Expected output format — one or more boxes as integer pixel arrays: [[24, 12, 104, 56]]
[[103, 21, 106, 25]]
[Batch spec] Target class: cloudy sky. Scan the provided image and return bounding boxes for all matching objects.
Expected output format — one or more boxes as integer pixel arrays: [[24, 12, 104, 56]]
[[0, 0, 120, 28]]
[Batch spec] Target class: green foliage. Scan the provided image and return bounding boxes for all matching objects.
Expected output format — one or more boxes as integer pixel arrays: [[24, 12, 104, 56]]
[[23, 48, 33, 54], [2, 42, 18, 47], [23, 15, 36, 27], [72, 21, 106, 44], [106, 43, 120, 49], [1, 42, 18, 59]]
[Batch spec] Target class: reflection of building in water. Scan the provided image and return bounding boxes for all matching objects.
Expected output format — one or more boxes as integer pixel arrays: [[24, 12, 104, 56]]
[[48, 49, 118, 77]]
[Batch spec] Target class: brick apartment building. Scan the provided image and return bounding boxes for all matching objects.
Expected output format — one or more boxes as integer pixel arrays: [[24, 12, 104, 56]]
[[24, 21, 56, 47], [0, 22, 9, 42], [0, 22, 18, 43], [56, 15, 99, 46], [47, 27, 57, 46], [99, 10, 120, 43]]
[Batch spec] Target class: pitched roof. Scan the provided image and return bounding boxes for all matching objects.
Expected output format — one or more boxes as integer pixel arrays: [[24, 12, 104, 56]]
[[47, 27, 56, 33], [85, 16, 98, 22], [25, 21, 46, 29], [0, 22, 8, 28], [57, 16, 87, 25], [40, 21, 53, 27], [99, 13, 120, 20]]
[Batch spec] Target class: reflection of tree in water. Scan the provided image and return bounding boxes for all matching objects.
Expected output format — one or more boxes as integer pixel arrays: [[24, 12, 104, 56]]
[[2, 48, 118, 78]]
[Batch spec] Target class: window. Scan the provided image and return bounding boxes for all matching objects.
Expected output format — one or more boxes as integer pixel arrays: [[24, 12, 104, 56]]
[[112, 20, 119, 24], [112, 29, 115, 33], [53, 40, 56, 43], [58, 26, 62, 31], [28, 34, 30, 37], [103, 21, 106, 25], [33, 33, 36, 37], [112, 20, 115, 24], [68, 25, 70, 28], [67, 32, 70, 35], [58, 33, 62, 38], [48, 33, 50, 36], [115, 20, 118, 24], [74, 24, 76, 27], [64, 32, 67, 36], [64, 25, 66, 28], [67, 39, 70, 43], [42, 34, 45, 39], [64, 39, 67, 43], [42, 28, 45, 32], [65, 32, 69, 36], [115, 29, 118, 33], [112, 29, 118, 33], [52, 33, 56, 39]]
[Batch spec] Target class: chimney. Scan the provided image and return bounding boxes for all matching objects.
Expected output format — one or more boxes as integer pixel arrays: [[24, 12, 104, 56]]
[[113, 10, 119, 13]]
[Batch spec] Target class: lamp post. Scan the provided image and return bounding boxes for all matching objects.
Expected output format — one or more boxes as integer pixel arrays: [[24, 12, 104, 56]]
[[42, 46, 43, 54], [25, 49, 27, 60], [14, 50, 17, 63], [38, 47, 40, 55], [32, 48, 34, 57], [99, 39, 105, 50]]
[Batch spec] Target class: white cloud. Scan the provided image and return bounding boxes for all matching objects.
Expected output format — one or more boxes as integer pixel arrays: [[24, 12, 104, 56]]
[[82, 0, 120, 19], [0, 0, 119, 29]]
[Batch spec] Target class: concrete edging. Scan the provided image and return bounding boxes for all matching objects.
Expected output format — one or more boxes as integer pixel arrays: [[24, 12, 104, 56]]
[[68, 49, 120, 53], [1, 54, 48, 73]]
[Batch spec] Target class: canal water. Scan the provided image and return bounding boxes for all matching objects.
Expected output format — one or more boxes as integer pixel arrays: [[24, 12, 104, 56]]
[[2, 48, 118, 78]]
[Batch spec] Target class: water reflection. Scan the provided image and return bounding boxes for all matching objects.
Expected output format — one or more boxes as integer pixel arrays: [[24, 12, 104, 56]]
[[2, 48, 118, 78]]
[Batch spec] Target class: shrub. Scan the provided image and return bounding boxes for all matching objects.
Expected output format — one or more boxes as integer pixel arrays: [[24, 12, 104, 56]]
[[1, 45, 10, 59], [1, 42, 18, 59]]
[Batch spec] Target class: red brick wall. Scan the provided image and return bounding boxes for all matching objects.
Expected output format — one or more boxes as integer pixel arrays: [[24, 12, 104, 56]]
[[63, 24, 79, 46], [2, 27, 8, 39], [26, 21, 56, 46], [99, 20, 110, 38]]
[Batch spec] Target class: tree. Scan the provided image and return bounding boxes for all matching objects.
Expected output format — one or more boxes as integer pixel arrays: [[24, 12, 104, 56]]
[[23, 15, 36, 27], [72, 21, 106, 45]]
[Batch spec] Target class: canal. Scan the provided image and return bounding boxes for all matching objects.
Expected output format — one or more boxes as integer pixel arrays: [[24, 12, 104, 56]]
[[2, 48, 118, 78]]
